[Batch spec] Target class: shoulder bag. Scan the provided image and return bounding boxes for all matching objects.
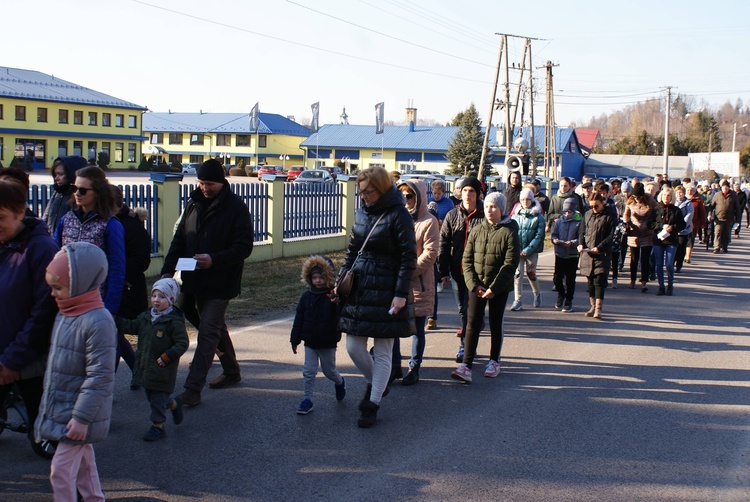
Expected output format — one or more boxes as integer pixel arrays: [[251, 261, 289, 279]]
[[335, 211, 387, 297]]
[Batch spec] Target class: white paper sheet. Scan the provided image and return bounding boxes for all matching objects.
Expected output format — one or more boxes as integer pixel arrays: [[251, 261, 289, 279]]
[[175, 258, 198, 271]]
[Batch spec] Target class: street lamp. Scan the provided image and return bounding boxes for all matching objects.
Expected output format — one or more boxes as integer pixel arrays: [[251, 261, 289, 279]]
[[732, 123, 747, 152], [279, 154, 289, 171]]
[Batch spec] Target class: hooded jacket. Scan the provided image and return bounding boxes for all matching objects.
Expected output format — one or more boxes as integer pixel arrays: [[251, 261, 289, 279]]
[[42, 156, 86, 236], [439, 200, 485, 282], [162, 182, 254, 299], [463, 216, 520, 294], [579, 206, 616, 277], [512, 199, 546, 256], [338, 185, 417, 339], [36, 242, 116, 444], [551, 211, 582, 259], [504, 173, 523, 214], [0, 217, 59, 374], [291, 256, 341, 349], [397, 180, 439, 318]]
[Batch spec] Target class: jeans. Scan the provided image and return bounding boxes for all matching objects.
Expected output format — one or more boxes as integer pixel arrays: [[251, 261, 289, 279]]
[[451, 275, 469, 338], [462, 290, 509, 369], [181, 295, 240, 392], [145, 389, 171, 424], [408, 316, 427, 369], [652, 243, 676, 288]]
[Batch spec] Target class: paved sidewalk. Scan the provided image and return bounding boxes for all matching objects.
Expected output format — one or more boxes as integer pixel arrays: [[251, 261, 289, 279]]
[[2, 234, 749, 501]]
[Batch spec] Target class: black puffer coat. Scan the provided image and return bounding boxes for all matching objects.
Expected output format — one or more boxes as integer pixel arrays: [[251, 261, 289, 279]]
[[579, 206, 616, 277], [116, 205, 151, 319], [339, 185, 417, 339], [651, 203, 685, 247]]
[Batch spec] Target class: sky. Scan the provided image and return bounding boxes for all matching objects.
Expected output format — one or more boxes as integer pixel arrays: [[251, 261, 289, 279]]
[[4, 0, 750, 130]]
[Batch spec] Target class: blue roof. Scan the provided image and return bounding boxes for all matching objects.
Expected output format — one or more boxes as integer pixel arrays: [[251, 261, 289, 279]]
[[512, 126, 582, 154], [0, 66, 146, 110], [301, 124, 501, 152], [142, 112, 311, 136]]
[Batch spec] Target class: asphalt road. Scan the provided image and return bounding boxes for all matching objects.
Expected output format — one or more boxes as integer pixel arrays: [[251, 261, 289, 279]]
[[2, 233, 749, 501]]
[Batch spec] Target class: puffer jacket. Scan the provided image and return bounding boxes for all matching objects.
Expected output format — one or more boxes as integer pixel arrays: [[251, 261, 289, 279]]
[[463, 217, 520, 294], [512, 202, 545, 256], [339, 185, 417, 339], [42, 156, 85, 236], [397, 180, 439, 318], [624, 199, 654, 247], [651, 203, 685, 247], [116, 205, 151, 319], [438, 202, 484, 281], [291, 255, 340, 349], [579, 206, 616, 277], [35, 242, 116, 445], [116, 308, 188, 393], [675, 197, 694, 236], [551, 211, 582, 259]]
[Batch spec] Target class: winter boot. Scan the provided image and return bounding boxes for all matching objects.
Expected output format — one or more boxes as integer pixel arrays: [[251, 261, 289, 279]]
[[593, 299, 603, 319], [585, 297, 596, 317], [357, 400, 380, 428]]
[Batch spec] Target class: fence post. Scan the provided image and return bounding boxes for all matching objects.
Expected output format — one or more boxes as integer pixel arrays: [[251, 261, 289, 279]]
[[339, 175, 358, 238], [265, 176, 286, 258], [150, 173, 183, 271]]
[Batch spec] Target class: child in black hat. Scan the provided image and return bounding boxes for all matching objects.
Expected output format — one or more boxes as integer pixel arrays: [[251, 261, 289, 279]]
[[290, 256, 345, 414]]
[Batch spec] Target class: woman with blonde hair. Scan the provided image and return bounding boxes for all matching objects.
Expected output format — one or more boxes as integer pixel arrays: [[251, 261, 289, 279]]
[[651, 187, 685, 296]]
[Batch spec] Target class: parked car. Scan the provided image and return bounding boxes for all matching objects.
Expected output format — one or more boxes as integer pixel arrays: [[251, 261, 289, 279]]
[[182, 162, 199, 174], [294, 169, 334, 184], [258, 165, 284, 177], [286, 165, 305, 181]]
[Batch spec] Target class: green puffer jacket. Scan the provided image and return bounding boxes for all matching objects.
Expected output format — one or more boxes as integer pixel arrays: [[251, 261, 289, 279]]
[[117, 308, 189, 393], [462, 217, 520, 294]]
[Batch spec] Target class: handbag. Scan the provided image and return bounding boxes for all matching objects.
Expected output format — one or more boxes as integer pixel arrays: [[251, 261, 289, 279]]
[[335, 211, 387, 297]]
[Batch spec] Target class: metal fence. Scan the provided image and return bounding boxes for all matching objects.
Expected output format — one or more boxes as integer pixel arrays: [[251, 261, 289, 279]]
[[283, 183, 343, 239], [28, 184, 159, 254]]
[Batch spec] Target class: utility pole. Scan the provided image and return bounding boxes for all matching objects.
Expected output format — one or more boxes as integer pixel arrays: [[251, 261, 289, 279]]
[[526, 39, 537, 177], [478, 36, 504, 182], [662, 86, 673, 178], [541, 61, 559, 178]]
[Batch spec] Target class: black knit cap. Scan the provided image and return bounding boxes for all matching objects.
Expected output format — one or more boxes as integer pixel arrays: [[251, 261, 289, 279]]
[[461, 176, 482, 195], [197, 159, 226, 183]]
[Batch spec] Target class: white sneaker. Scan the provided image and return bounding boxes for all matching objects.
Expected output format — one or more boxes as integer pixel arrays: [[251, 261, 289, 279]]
[[533, 293, 541, 308], [510, 300, 523, 311], [484, 360, 501, 378], [436, 282, 444, 293], [451, 364, 472, 383]]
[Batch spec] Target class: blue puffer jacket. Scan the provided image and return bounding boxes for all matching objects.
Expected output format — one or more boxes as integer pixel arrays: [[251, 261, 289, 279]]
[[512, 204, 545, 255], [551, 211, 582, 259]]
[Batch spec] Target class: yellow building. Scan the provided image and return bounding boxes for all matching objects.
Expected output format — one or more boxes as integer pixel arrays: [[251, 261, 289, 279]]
[[0, 66, 147, 170], [141, 111, 311, 169]]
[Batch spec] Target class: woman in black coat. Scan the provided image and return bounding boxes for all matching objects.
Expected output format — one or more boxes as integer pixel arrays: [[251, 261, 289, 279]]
[[651, 187, 685, 296], [335, 166, 417, 428], [578, 193, 616, 319]]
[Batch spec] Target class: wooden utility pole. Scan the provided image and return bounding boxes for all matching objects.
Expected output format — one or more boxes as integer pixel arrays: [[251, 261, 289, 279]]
[[478, 36, 504, 182], [541, 61, 559, 178], [526, 39, 537, 177]]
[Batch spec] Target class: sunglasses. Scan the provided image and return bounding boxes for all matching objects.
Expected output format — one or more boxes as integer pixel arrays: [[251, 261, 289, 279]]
[[359, 188, 377, 197], [72, 185, 96, 196], [402, 192, 415, 200]]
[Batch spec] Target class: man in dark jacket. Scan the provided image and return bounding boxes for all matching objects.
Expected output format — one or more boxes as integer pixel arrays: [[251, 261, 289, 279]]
[[710, 180, 739, 253], [504, 171, 523, 214], [732, 182, 747, 237], [161, 159, 254, 406], [532, 178, 550, 215]]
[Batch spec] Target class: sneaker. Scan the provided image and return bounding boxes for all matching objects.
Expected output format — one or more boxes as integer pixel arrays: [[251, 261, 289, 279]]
[[533, 293, 541, 308], [180, 389, 201, 407], [451, 364, 473, 383], [561, 302, 573, 313], [510, 300, 523, 311], [455, 345, 464, 363], [484, 360, 501, 378], [612, 278, 618, 289], [171, 396, 184, 425], [436, 282, 444, 293], [143, 425, 166, 442], [426, 318, 438, 330], [656, 287, 666, 296], [335, 377, 346, 401], [296, 398, 314, 415], [554, 296, 563, 309]]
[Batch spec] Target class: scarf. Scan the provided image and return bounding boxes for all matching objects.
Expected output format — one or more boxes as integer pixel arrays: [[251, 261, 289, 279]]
[[151, 306, 174, 324], [55, 289, 105, 317]]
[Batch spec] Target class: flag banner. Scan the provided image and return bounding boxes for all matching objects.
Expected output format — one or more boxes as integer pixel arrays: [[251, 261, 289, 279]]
[[249, 102, 259, 132], [375, 102, 384, 134], [311, 102, 320, 133]]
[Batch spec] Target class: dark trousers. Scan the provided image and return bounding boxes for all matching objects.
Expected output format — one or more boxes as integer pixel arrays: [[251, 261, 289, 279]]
[[428, 264, 439, 321], [451, 275, 470, 340], [179, 294, 240, 392], [115, 332, 136, 373], [145, 388, 171, 424], [610, 250, 620, 280], [462, 290, 509, 369], [629, 245, 652, 284], [553, 256, 578, 303], [715, 220, 732, 251], [587, 273, 608, 300], [675, 235, 689, 270], [0, 377, 44, 439]]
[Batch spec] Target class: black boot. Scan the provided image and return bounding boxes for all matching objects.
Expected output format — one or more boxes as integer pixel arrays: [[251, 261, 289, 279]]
[[359, 384, 372, 411], [388, 366, 403, 385], [357, 400, 380, 428], [402, 366, 420, 386]]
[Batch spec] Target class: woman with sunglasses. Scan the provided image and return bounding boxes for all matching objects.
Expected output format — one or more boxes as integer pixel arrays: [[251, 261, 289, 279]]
[[577, 193, 616, 319], [53, 166, 126, 318]]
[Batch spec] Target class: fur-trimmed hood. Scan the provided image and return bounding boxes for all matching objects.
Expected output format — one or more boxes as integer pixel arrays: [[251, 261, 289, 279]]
[[300, 255, 336, 288]]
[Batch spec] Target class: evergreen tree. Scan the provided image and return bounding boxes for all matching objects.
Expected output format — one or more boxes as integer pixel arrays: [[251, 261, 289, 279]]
[[446, 104, 483, 176]]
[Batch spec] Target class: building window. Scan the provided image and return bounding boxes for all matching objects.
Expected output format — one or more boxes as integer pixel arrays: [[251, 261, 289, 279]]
[[88, 112, 97, 126], [58, 140, 68, 157], [236, 135, 250, 147], [216, 134, 231, 147], [169, 133, 183, 145], [258, 135, 267, 148], [189, 155, 204, 163], [37, 107, 48, 123], [190, 134, 204, 145], [127, 143, 136, 162], [115, 142, 124, 162], [0, 104, 3, 120], [101, 142, 110, 157], [59, 109, 68, 124], [73, 111, 83, 125], [169, 154, 182, 165], [88, 141, 97, 162], [151, 133, 163, 144], [128, 115, 136, 128], [73, 141, 83, 156], [102, 113, 111, 127], [15, 106, 26, 121], [115, 114, 124, 127]]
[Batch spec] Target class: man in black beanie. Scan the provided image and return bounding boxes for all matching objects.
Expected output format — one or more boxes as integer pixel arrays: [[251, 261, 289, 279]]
[[161, 158, 254, 406]]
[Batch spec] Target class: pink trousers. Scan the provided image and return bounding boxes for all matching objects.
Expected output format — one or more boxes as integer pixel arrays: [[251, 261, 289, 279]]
[[50, 442, 105, 501]]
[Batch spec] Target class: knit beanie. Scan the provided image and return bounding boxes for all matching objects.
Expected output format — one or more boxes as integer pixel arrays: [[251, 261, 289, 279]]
[[621, 181, 632, 193], [520, 188, 535, 201], [152, 278, 180, 306], [197, 159, 226, 183], [461, 177, 482, 195], [46, 249, 71, 290], [632, 183, 645, 197], [484, 192, 506, 215]]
